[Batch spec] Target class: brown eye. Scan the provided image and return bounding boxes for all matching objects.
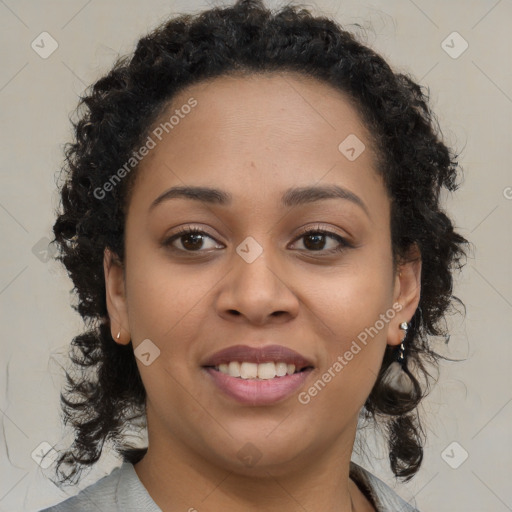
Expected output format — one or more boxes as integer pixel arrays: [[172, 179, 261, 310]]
[[181, 232, 204, 250], [163, 227, 223, 252], [291, 228, 351, 254]]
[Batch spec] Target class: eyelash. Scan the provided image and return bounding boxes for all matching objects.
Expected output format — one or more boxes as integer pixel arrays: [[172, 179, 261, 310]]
[[163, 225, 352, 256]]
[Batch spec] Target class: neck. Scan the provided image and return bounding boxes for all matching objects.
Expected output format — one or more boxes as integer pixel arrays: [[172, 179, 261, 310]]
[[133, 412, 373, 511]]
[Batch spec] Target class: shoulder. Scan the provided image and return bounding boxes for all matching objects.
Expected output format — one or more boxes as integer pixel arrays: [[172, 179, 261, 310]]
[[349, 462, 420, 512], [38, 462, 161, 512]]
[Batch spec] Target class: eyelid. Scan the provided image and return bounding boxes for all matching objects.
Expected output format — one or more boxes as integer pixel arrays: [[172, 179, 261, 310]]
[[292, 223, 349, 241]]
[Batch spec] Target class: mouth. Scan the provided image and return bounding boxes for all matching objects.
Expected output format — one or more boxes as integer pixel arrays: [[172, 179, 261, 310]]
[[201, 344, 314, 405], [201, 344, 314, 377]]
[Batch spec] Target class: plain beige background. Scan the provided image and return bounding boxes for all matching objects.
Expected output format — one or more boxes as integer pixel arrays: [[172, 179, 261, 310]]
[[0, 0, 511, 511]]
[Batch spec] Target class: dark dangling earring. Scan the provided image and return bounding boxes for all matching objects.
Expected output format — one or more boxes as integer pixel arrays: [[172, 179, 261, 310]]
[[381, 321, 415, 394], [397, 321, 408, 365]]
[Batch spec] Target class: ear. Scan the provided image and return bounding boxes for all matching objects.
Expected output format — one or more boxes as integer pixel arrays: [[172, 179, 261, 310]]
[[103, 247, 130, 345], [388, 243, 422, 347]]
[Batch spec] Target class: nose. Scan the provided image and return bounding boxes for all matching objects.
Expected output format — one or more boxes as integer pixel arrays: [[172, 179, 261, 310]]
[[215, 240, 300, 326]]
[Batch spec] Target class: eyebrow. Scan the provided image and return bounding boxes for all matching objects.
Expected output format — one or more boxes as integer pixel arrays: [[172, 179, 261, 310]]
[[149, 184, 369, 216]]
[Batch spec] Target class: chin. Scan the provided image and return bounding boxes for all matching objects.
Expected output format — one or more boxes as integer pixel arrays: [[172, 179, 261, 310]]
[[198, 426, 312, 476]]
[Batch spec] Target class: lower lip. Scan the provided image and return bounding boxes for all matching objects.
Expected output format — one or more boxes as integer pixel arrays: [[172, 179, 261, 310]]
[[203, 367, 312, 405]]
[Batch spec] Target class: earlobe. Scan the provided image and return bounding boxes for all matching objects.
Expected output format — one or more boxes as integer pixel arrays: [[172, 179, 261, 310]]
[[103, 248, 130, 345]]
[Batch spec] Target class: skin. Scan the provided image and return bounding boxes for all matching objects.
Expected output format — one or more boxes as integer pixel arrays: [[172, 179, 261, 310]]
[[104, 71, 421, 512]]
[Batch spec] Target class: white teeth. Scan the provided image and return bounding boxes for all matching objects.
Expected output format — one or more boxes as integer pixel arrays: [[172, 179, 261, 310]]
[[240, 362, 258, 379], [228, 361, 241, 377], [258, 362, 276, 379], [276, 362, 288, 377], [215, 361, 302, 379]]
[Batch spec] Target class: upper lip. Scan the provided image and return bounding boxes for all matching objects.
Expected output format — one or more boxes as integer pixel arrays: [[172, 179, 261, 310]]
[[201, 344, 314, 370]]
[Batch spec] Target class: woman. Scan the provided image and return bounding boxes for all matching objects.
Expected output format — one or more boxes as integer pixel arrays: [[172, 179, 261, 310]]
[[41, 0, 468, 510]]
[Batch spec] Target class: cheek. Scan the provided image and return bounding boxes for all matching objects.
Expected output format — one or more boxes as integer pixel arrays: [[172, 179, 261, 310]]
[[123, 251, 213, 412], [300, 297, 392, 424], [306, 253, 395, 400], [124, 244, 216, 350], [311, 259, 395, 338]]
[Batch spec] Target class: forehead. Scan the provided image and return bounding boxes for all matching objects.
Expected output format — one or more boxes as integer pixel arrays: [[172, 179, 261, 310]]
[[170, 70, 369, 142], [128, 71, 386, 219]]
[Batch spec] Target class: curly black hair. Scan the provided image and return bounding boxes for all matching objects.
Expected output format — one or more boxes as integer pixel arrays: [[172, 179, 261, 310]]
[[50, 0, 469, 486]]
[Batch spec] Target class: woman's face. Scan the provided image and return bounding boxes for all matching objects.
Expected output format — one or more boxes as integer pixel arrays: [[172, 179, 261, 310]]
[[105, 71, 420, 475]]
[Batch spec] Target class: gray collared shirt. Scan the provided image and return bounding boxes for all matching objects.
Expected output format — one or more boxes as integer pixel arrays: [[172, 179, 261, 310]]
[[39, 461, 420, 511]]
